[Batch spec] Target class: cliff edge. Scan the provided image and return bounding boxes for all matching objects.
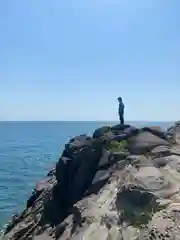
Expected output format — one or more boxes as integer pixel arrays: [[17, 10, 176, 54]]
[[2, 121, 180, 240]]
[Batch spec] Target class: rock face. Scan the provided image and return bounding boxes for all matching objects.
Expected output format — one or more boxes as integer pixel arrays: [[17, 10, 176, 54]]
[[2, 122, 180, 239]]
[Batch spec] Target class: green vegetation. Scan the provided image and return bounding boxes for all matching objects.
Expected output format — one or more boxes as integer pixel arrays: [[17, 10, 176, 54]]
[[107, 140, 129, 152]]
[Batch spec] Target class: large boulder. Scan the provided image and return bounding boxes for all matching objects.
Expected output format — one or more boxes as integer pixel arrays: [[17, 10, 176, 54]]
[[133, 165, 180, 199], [93, 126, 111, 138], [110, 124, 131, 134], [56, 135, 96, 184], [64, 135, 93, 151], [151, 145, 171, 158], [27, 177, 55, 209], [128, 131, 170, 154], [86, 170, 111, 196], [98, 149, 128, 170], [110, 125, 139, 140], [122, 126, 139, 137], [109, 133, 128, 141], [67, 142, 103, 204], [53, 136, 104, 210], [142, 126, 167, 140], [166, 121, 180, 144], [153, 157, 168, 168], [164, 154, 180, 171], [55, 156, 72, 182], [116, 182, 159, 225], [147, 203, 180, 239]]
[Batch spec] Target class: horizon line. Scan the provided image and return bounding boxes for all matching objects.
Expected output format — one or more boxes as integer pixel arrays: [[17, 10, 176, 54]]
[[0, 120, 175, 123]]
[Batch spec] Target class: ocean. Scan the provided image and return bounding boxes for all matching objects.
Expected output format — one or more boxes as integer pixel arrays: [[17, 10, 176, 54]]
[[0, 121, 173, 228]]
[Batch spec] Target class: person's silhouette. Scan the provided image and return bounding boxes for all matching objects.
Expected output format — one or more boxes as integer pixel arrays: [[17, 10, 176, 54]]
[[118, 97, 124, 124]]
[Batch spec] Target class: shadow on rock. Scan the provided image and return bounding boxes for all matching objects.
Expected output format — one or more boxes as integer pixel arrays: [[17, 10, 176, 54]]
[[42, 136, 103, 226], [115, 184, 161, 226], [85, 170, 111, 196]]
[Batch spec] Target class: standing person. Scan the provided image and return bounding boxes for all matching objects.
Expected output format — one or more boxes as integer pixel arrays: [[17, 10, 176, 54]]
[[118, 97, 125, 124]]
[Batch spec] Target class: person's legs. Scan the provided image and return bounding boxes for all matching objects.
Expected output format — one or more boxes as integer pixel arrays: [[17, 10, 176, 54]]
[[120, 113, 124, 125], [119, 114, 121, 124]]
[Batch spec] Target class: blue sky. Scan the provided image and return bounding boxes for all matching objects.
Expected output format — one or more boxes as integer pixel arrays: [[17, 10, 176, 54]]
[[1, 0, 180, 121]]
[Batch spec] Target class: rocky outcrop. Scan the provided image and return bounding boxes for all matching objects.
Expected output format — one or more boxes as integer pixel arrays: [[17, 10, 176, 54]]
[[166, 121, 180, 144], [2, 122, 180, 239]]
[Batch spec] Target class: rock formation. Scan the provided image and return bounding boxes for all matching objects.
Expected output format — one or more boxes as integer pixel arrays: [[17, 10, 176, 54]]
[[2, 121, 180, 239]]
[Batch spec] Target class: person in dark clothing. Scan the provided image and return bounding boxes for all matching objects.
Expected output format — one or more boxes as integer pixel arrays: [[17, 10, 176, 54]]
[[118, 97, 125, 124]]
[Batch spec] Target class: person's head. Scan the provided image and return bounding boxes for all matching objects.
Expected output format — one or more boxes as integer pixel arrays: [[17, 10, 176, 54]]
[[118, 97, 122, 103]]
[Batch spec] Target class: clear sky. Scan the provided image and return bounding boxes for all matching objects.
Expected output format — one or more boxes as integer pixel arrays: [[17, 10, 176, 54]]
[[1, 0, 180, 121]]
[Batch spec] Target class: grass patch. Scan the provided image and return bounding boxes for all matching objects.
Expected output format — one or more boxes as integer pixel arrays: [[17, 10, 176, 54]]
[[107, 140, 129, 152]]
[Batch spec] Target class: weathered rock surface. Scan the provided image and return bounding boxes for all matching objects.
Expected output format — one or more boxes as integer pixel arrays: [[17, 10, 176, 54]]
[[2, 122, 180, 239], [128, 130, 169, 154]]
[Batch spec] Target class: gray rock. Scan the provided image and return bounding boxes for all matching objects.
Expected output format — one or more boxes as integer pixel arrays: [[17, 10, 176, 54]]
[[116, 180, 159, 225], [86, 170, 111, 196], [67, 145, 103, 205], [108, 226, 122, 240], [111, 124, 131, 133], [64, 135, 93, 150], [81, 223, 122, 240], [166, 121, 180, 144], [153, 157, 168, 168], [93, 126, 111, 139], [98, 149, 128, 170], [128, 131, 169, 154], [165, 154, 180, 171], [142, 126, 167, 140], [123, 126, 139, 137], [83, 223, 108, 240], [98, 149, 111, 168], [47, 168, 55, 177], [170, 146, 180, 156], [134, 165, 179, 199], [126, 155, 151, 168], [148, 203, 180, 239], [109, 134, 128, 141], [175, 130, 180, 145], [151, 145, 171, 158], [121, 226, 139, 240]]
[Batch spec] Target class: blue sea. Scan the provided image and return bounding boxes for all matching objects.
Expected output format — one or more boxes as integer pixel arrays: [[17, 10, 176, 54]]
[[0, 121, 173, 228]]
